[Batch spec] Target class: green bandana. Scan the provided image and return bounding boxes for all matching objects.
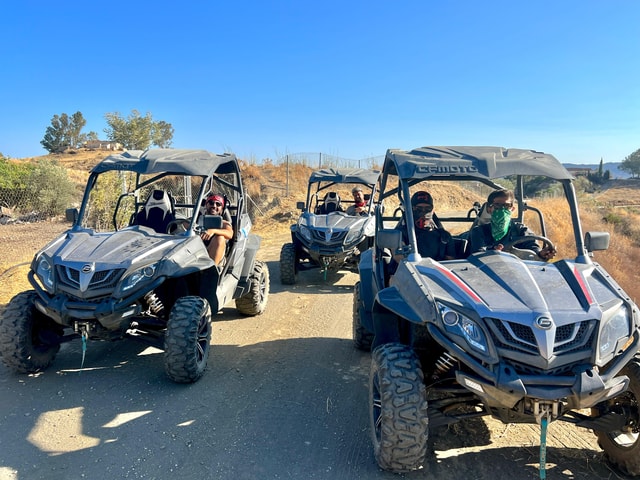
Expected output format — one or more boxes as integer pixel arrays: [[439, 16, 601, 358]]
[[491, 208, 512, 242]]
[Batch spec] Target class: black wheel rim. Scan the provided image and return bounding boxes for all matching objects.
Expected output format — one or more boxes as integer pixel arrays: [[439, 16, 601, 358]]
[[606, 391, 640, 448], [195, 311, 210, 362], [372, 370, 382, 444]]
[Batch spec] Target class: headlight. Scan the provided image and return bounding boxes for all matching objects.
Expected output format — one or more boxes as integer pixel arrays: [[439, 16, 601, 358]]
[[35, 256, 54, 292], [298, 224, 312, 242], [598, 305, 631, 360], [120, 263, 159, 293], [438, 303, 488, 353], [363, 217, 375, 237], [344, 228, 363, 245]]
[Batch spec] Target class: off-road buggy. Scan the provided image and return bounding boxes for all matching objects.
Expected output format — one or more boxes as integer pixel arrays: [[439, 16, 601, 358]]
[[353, 146, 640, 475], [279, 167, 380, 284], [0, 149, 269, 383]]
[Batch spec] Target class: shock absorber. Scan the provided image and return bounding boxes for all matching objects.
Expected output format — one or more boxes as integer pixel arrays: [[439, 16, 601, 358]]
[[434, 351, 456, 375], [144, 290, 165, 315]]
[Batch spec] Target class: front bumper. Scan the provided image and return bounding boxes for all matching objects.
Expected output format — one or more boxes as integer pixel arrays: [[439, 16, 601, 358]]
[[29, 270, 159, 331], [429, 323, 637, 411]]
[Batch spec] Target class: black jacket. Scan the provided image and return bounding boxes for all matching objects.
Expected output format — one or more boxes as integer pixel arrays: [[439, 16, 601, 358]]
[[470, 220, 540, 255]]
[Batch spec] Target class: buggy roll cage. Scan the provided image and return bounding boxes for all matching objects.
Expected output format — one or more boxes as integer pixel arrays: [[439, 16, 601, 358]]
[[376, 146, 591, 261], [301, 167, 381, 214], [72, 149, 244, 234]]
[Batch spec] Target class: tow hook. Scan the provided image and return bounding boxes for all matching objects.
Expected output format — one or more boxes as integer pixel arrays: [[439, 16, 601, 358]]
[[73, 321, 91, 371], [321, 257, 330, 280], [533, 401, 558, 424]]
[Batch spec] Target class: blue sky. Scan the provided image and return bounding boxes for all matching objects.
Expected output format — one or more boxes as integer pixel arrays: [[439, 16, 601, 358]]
[[1, 1, 638, 164]]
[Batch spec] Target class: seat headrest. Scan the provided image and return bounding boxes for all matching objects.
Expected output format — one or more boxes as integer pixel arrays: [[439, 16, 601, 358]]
[[142, 190, 173, 220], [323, 192, 341, 213], [476, 202, 492, 225]]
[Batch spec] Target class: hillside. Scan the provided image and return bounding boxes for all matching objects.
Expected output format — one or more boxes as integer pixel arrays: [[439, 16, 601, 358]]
[[5, 149, 640, 301], [564, 161, 630, 179], [13, 150, 640, 214]]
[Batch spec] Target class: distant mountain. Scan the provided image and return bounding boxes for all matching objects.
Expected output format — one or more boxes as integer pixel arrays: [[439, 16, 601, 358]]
[[563, 162, 630, 179]]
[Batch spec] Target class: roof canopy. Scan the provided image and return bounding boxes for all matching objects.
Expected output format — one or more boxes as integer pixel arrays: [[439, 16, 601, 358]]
[[308, 168, 381, 186], [92, 149, 238, 177], [384, 146, 573, 181]]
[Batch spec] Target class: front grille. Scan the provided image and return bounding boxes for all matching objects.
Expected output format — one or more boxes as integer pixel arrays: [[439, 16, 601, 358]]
[[487, 317, 596, 373], [310, 230, 347, 244], [57, 266, 126, 292], [490, 319, 537, 354]]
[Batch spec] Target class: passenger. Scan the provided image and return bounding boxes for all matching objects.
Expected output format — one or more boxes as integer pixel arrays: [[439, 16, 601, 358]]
[[200, 193, 233, 265], [346, 186, 369, 216], [469, 189, 556, 260], [409, 191, 455, 261]]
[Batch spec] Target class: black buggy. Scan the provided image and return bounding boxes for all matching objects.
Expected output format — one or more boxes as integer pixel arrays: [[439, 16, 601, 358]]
[[0, 149, 269, 383], [279, 167, 380, 284], [354, 146, 640, 476]]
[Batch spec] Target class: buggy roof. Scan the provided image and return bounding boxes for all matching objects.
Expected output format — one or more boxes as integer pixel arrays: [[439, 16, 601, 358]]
[[384, 146, 573, 181], [91, 148, 238, 177], [308, 168, 381, 186]]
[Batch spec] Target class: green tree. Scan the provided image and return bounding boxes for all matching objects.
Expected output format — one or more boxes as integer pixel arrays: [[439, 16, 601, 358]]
[[40, 111, 87, 153], [620, 148, 640, 178], [104, 110, 174, 150], [86, 131, 99, 141], [68, 111, 87, 148], [152, 120, 174, 148]]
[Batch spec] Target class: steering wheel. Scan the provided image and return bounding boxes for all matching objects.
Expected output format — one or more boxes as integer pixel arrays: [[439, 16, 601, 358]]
[[500, 235, 556, 260], [166, 219, 189, 234]]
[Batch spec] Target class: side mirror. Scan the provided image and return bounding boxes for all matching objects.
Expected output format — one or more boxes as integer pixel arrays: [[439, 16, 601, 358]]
[[377, 229, 403, 253], [65, 208, 79, 223], [585, 231, 610, 251], [296, 201, 305, 210]]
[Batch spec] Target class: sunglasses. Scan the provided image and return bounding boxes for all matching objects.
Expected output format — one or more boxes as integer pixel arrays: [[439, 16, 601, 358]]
[[207, 200, 223, 207], [490, 202, 513, 210]]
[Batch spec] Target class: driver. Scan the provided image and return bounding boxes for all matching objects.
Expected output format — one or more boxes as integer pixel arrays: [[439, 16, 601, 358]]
[[200, 193, 233, 266], [469, 189, 556, 260], [346, 186, 369, 216]]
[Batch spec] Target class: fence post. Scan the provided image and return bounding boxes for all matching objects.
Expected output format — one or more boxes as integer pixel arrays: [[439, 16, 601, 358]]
[[319, 152, 322, 169], [286, 155, 289, 197]]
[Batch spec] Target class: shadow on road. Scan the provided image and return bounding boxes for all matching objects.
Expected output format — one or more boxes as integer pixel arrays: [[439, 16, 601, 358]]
[[0, 334, 622, 480], [265, 259, 358, 296]]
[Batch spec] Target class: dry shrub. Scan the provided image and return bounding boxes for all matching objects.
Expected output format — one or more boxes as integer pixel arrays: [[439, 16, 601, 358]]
[[580, 206, 640, 303], [520, 197, 639, 303], [524, 197, 574, 255]]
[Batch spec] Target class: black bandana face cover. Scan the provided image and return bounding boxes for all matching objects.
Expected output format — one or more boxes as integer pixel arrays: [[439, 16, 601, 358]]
[[414, 205, 434, 229]]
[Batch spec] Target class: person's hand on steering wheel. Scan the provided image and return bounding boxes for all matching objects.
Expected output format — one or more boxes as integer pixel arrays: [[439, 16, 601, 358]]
[[538, 245, 556, 260]]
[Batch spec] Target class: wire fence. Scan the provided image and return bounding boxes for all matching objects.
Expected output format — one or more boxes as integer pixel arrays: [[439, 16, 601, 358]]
[[270, 152, 384, 170]]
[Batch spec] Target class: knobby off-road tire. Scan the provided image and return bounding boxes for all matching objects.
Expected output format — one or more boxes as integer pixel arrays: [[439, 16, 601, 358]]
[[164, 296, 211, 384], [235, 260, 269, 316], [592, 356, 640, 476], [370, 343, 429, 472], [0, 290, 61, 373], [352, 282, 373, 351], [279, 242, 297, 285]]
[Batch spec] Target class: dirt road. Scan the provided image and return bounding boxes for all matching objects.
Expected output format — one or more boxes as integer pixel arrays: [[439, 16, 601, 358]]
[[0, 233, 627, 480]]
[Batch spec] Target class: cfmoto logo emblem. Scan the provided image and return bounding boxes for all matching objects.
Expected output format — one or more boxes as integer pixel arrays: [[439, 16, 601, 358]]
[[82, 264, 93, 274], [535, 316, 553, 330]]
